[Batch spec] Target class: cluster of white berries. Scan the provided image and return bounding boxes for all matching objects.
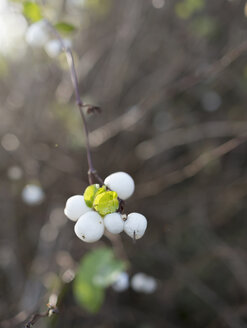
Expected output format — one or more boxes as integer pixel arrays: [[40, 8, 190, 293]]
[[112, 271, 157, 294], [64, 172, 147, 243]]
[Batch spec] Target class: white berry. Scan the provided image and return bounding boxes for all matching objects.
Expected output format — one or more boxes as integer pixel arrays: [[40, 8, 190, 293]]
[[124, 212, 147, 239], [112, 272, 129, 292], [22, 184, 44, 205], [74, 211, 104, 243], [45, 39, 71, 58], [64, 195, 92, 222], [104, 172, 135, 200], [104, 213, 124, 234], [25, 20, 49, 47], [131, 273, 157, 294]]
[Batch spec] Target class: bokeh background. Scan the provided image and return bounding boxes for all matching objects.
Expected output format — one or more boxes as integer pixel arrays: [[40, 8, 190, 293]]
[[1, 0, 247, 327]]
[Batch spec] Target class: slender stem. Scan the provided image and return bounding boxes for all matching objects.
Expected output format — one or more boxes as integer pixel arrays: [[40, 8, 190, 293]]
[[25, 305, 58, 328], [45, 20, 96, 184]]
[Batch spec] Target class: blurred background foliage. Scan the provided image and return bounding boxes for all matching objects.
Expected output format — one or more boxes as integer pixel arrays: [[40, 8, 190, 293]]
[[1, 0, 247, 327]]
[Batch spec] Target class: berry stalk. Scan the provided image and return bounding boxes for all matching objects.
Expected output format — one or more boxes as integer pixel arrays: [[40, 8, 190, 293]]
[[45, 20, 96, 185]]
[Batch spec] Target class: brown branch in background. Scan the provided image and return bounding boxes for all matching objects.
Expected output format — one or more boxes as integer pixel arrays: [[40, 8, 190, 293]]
[[89, 39, 247, 149], [136, 136, 247, 199], [25, 304, 58, 328], [168, 39, 247, 94], [135, 120, 247, 160], [104, 231, 129, 264], [159, 248, 246, 328]]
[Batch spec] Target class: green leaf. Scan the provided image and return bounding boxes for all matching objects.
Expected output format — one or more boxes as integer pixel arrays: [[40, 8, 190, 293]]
[[73, 279, 104, 313], [0, 56, 8, 78], [73, 248, 126, 313], [23, 1, 42, 22], [83, 184, 100, 207], [191, 17, 217, 38], [84, 0, 112, 16], [55, 22, 76, 34], [94, 185, 106, 197], [93, 191, 119, 216], [175, 0, 204, 19], [90, 248, 126, 287]]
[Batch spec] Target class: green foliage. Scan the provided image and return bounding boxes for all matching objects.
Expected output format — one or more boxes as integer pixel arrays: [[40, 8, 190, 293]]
[[93, 191, 119, 216], [0, 57, 8, 78], [175, 0, 204, 19], [83, 184, 119, 216], [92, 249, 126, 287], [74, 280, 104, 313], [191, 16, 217, 38], [23, 1, 42, 22], [55, 22, 76, 34], [94, 185, 106, 198], [73, 247, 126, 313], [84, 0, 112, 16], [83, 184, 100, 207]]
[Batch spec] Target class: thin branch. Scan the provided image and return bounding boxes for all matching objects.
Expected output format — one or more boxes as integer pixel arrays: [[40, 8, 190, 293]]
[[89, 39, 247, 148], [136, 136, 247, 199], [135, 120, 247, 161], [104, 231, 129, 263], [25, 304, 58, 328], [21, 18, 104, 328], [160, 248, 246, 328], [45, 19, 102, 185]]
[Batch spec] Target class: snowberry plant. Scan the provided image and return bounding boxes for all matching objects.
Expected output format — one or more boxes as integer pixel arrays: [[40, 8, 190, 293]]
[[64, 171, 147, 242], [20, 1, 149, 321], [48, 20, 149, 243], [20, 2, 148, 242]]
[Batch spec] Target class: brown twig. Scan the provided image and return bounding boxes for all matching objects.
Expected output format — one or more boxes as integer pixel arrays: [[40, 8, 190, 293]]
[[25, 304, 58, 328], [45, 19, 103, 185], [89, 40, 247, 149], [135, 120, 247, 161], [21, 18, 105, 328], [104, 230, 129, 263], [83, 104, 102, 115], [136, 136, 247, 199]]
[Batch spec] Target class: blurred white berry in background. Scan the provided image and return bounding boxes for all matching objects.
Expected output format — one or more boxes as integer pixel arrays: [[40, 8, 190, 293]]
[[25, 20, 49, 47], [124, 212, 147, 239], [131, 273, 157, 294], [112, 272, 129, 292], [22, 184, 45, 205], [45, 38, 72, 58], [74, 211, 104, 243], [201, 91, 222, 112], [104, 213, 124, 234], [1, 133, 20, 152], [44, 39, 60, 58], [104, 172, 135, 200], [64, 195, 92, 222], [7, 166, 23, 180]]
